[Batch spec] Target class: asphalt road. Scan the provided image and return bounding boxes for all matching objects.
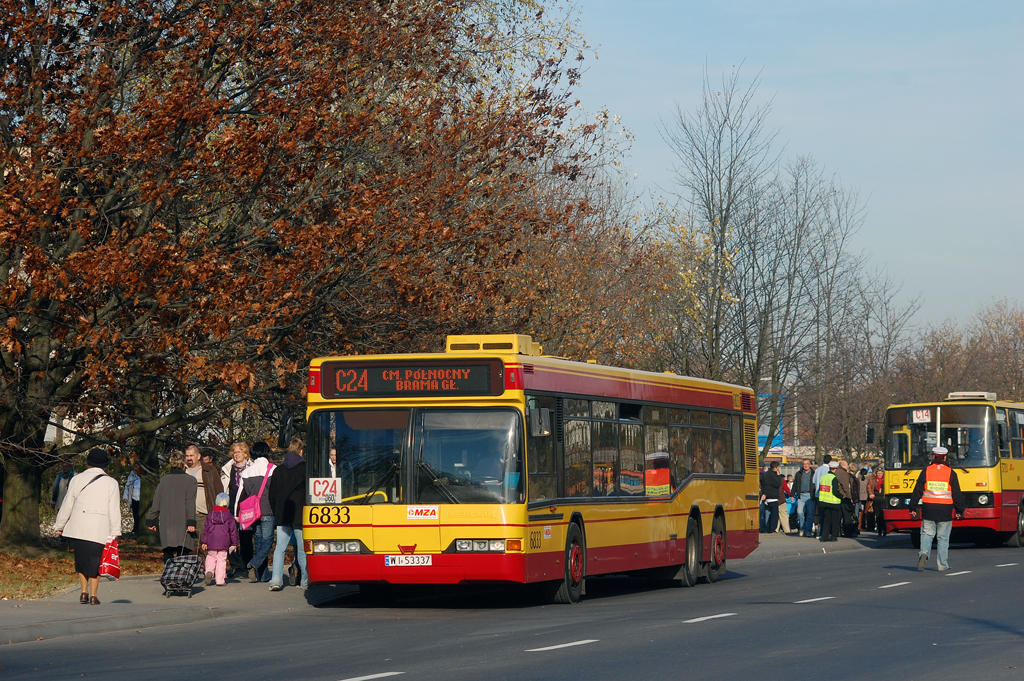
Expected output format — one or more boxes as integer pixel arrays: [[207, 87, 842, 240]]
[[4, 541, 1023, 681]]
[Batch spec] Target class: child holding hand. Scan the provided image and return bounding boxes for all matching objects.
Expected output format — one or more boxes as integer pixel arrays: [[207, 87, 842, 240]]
[[202, 492, 239, 586]]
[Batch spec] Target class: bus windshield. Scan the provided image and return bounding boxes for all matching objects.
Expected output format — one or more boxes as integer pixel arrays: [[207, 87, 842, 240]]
[[308, 408, 524, 504], [886, 404, 997, 469]]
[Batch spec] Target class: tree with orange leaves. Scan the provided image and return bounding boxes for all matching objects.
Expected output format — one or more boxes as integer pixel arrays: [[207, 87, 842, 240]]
[[0, 0, 605, 546]]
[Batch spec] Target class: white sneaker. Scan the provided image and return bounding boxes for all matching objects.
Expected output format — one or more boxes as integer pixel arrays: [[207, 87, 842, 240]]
[[798, 531, 804, 537], [269, 584, 282, 592]]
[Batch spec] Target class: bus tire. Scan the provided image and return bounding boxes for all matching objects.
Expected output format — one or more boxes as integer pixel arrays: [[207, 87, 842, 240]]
[[681, 517, 701, 588], [705, 515, 726, 583], [910, 529, 921, 549], [552, 523, 586, 604], [1007, 510, 1024, 548]]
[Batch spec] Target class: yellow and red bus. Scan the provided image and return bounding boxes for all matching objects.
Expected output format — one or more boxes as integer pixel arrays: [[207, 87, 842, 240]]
[[883, 392, 1024, 547], [302, 334, 760, 602]]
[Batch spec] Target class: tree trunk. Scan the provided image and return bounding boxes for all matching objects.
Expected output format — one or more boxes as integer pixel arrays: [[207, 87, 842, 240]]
[[0, 460, 44, 547]]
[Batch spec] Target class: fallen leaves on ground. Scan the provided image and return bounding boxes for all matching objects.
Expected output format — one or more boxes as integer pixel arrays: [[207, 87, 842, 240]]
[[0, 541, 166, 601]]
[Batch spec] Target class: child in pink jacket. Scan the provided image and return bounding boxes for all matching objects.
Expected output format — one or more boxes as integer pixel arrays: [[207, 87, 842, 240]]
[[201, 492, 239, 586]]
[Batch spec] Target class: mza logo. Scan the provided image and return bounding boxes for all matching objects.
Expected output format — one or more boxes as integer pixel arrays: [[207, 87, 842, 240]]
[[407, 506, 438, 520]]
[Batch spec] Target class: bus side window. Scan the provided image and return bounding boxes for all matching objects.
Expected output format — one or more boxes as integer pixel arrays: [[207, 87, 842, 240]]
[[731, 416, 743, 474], [563, 419, 592, 497], [671, 425, 692, 483], [1013, 411, 1024, 459], [527, 396, 557, 502]]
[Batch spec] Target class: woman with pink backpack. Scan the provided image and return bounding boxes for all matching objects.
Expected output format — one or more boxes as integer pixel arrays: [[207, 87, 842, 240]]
[[236, 442, 276, 582]]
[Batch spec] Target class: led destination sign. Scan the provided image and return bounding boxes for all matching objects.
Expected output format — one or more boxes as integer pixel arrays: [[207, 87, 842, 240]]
[[320, 359, 504, 399]]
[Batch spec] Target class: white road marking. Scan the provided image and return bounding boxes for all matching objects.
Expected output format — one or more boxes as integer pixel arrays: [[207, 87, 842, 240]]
[[526, 640, 599, 652], [794, 596, 835, 604], [996, 563, 1018, 567], [338, 674, 405, 681], [879, 582, 911, 589], [944, 571, 971, 576], [683, 613, 737, 623]]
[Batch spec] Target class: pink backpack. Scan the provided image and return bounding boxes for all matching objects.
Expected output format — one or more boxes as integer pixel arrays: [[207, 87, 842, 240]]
[[238, 464, 273, 530]]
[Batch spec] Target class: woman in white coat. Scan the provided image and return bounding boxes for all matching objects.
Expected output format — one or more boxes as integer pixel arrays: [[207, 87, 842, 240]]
[[54, 449, 121, 605]]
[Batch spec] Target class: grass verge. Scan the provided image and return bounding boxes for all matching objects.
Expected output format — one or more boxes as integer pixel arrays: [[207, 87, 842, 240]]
[[0, 540, 166, 601]]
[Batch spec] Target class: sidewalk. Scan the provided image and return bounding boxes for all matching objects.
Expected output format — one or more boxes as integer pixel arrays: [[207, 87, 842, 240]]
[[740, 529, 911, 562], [3, 531, 913, 646], [0, 573, 355, 646]]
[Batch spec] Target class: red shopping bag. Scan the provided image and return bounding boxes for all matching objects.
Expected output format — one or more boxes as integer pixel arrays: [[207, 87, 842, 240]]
[[99, 540, 120, 581]]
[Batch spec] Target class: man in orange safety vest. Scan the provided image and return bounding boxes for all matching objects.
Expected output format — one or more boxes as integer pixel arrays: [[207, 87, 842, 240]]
[[910, 446, 965, 572]]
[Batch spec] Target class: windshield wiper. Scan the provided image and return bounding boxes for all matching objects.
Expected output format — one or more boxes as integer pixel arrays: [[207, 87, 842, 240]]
[[417, 460, 460, 504], [358, 459, 399, 505]]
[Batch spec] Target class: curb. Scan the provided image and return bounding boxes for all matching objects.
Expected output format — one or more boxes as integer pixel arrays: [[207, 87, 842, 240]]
[[0, 606, 234, 646]]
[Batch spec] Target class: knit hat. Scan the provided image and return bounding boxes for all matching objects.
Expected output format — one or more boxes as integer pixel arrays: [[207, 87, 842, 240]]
[[828, 460, 839, 469], [215, 492, 230, 507]]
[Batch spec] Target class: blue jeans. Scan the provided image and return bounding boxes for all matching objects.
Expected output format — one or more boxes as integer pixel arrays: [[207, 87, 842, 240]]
[[270, 525, 308, 588], [797, 494, 815, 535], [249, 515, 276, 582], [920, 519, 952, 570]]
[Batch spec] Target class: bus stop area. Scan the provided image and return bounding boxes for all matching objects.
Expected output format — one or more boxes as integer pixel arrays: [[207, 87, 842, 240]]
[[1, 532, 910, 646]]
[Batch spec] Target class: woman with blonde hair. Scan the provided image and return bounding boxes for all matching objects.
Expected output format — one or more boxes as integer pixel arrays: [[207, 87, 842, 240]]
[[54, 449, 121, 605], [147, 450, 197, 563], [221, 441, 254, 575]]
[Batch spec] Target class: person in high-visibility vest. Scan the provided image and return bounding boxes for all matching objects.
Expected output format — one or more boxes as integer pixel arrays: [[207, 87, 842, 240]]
[[817, 460, 842, 542], [910, 446, 965, 572]]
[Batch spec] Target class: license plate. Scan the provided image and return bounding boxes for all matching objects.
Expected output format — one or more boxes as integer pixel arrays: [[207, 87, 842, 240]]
[[384, 554, 432, 567]]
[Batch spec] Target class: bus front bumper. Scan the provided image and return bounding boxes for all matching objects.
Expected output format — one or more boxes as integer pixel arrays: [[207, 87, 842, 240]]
[[885, 507, 1000, 534], [306, 552, 528, 585]]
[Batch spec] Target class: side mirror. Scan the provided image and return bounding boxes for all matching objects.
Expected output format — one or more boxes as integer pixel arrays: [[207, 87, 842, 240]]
[[529, 408, 552, 437], [865, 426, 875, 445], [278, 413, 294, 449]]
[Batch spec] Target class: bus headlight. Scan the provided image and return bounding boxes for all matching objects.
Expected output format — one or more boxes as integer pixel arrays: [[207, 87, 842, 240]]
[[454, 539, 509, 552], [978, 494, 989, 505], [888, 497, 900, 508], [314, 542, 330, 553]]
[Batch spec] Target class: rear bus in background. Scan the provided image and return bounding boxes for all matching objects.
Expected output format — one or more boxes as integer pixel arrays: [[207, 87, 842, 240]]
[[883, 392, 1024, 548], [301, 334, 760, 603]]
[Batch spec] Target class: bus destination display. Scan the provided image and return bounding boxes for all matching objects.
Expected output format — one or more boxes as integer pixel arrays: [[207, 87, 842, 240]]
[[320, 360, 503, 399]]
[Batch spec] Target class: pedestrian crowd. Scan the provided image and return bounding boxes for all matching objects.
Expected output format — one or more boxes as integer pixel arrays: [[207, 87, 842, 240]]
[[759, 456, 887, 541], [51, 437, 309, 605]]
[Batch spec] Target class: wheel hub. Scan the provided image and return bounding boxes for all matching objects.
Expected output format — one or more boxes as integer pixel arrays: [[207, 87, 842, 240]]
[[569, 543, 583, 584], [712, 533, 725, 565]]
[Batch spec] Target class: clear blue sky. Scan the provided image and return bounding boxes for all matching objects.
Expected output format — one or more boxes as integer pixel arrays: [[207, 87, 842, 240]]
[[573, 0, 1024, 327]]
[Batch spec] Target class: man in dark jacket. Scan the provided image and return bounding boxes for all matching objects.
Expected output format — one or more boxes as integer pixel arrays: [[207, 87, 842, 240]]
[[835, 460, 859, 537], [910, 446, 965, 572], [185, 445, 224, 544], [792, 459, 816, 537], [268, 437, 308, 591], [760, 462, 783, 533]]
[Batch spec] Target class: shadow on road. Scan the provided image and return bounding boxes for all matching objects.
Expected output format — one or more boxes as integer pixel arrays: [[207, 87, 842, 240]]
[[306, 569, 748, 610]]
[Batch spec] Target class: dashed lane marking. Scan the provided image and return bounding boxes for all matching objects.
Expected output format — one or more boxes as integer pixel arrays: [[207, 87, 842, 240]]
[[338, 674, 405, 681], [794, 597, 836, 604], [944, 571, 971, 577], [526, 640, 599, 652], [996, 563, 1018, 567], [683, 613, 737, 623], [879, 582, 911, 589]]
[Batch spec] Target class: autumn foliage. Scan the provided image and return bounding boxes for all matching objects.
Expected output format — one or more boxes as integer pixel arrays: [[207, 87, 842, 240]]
[[0, 0, 659, 546]]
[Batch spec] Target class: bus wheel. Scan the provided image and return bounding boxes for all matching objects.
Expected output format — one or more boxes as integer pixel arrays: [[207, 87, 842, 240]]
[[910, 529, 921, 550], [706, 516, 726, 583], [1007, 510, 1024, 548], [552, 523, 586, 604], [681, 517, 701, 588]]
